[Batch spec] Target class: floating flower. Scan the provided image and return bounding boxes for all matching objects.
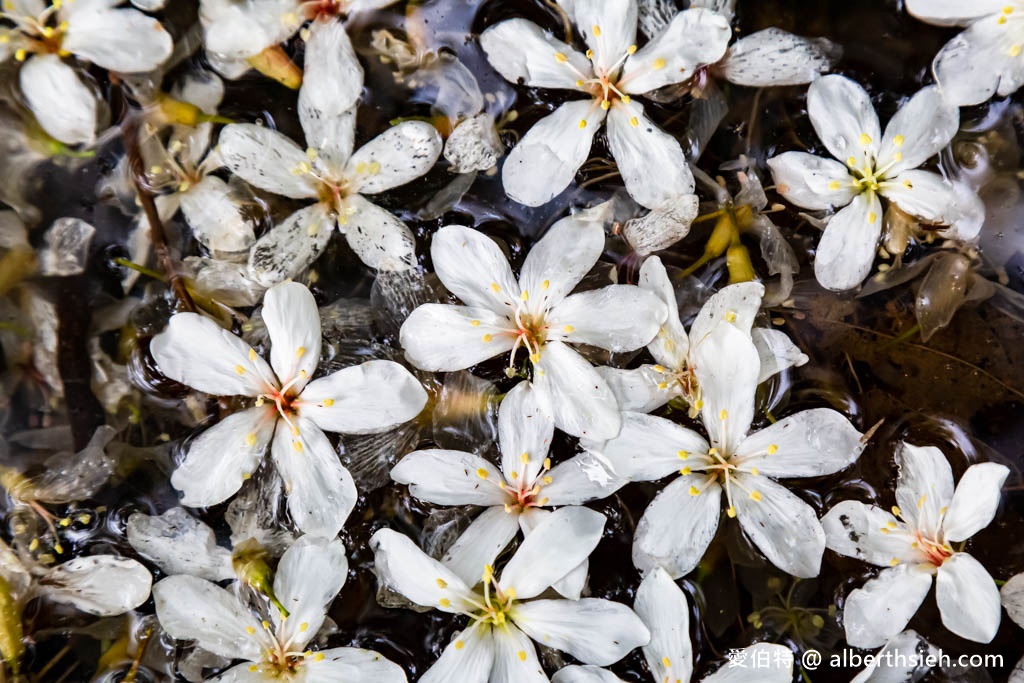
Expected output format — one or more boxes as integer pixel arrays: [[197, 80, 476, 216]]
[[217, 18, 441, 283], [390, 381, 622, 597], [153, 535, 407, 682], [370, 506, 650, 682], [597, 257, 806, 415], [0, 0, 172, 145], [905, 0, 1024, 106], [399, 207, 666, 439], [822, 442, 1009, 646], [589, 321, 863, 578], [767, 75, 977, 290], [150, 281, 427, 538], [479, 1, 730, 208]]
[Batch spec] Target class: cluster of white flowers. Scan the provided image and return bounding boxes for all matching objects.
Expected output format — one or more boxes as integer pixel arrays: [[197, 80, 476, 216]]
[[0, 0, 1021, 682]]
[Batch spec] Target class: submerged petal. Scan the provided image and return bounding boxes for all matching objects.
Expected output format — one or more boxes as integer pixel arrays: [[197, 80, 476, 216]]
[[39, 556, 152, 616], [246, 203, 335, 287], [340, 195, 418, 271], [719, 28, 835, 87], [20, 55, 97, 146], [346, 121, 442, 195]]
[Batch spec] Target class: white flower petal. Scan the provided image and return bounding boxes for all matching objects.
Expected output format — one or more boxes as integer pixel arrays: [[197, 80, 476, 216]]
[[301, 108, 355, 180], [590, 411, 709, 482], [633, 475, 721, 579], [550, 285, 665, 351], [441, 506, 521, 587], [894, 442, 955, 539], [299, 18, 363, 143], [932, 19, 1023, 107], [942, 462, 1009, 542], [179, 176, 256, 254], [766, 152, 857, 211], [905, 0, 1005, 25], [499, 506, 605, 599], [513, 598, 649, 666], [369, 528, 478, 613], [300, 647, 407, 683], [806, 74, 881, 163], [533, 341, 621, 441], [502, 100, 605, 206], [703, 644, 793, 682], [151, 312, 274, 396], [64, 8, 171, 72], [596, 366, 675, 414], [876, 86, 958, 174], [126, 508, 233, 582], [430, 224, 519, 313], [19, 55, 97, 146], [935, 553, 1001, 643], [880, 170, 962, 225], [634, 567, 693, 683], [606, 101, 694, 210], [821, 501, 923, 567], [1001, 572, 1024, 628], [490, 624, 547, 683], [200, 0, 298, 60], [751, 327, 808, 384], [444, 113, 504, 173], [498, 381, 554, 486], [719, 28, 835, 87], [479, 18, 593, 90], [814, 191, 882, 291], [639, 256, 689, 368], [518, 208, 607, 312], [736, 408, 864, 477], [274, 535, 347, 649], [346, 121, 442, 194], [420, 623, 495, 683], [247, 203, 335, 287], [688, 281, 765, 346], [299, 360, 427, 435], [340, 195, 417, 271], [515, 507, 590, 599], [152, 574, 267, 661], [733, 474, 825, 577], [172, 408, 275, 506], [263, 281, 321, 392], [391, 450, 506, 506], [217, 124, 320, 199], [542, 452, 628, 505], [271, 418, 357, 537], [399, 304, 516, 371], [39, 556, 151, 616], [848, 630, 935, 683], [693, 323, 760, 453], [574, 0, 638, 72], [621, 8, 730, 93], [843, 565, 933, 649], [622, 194, 699, 256], [551, 665, 626, 683]]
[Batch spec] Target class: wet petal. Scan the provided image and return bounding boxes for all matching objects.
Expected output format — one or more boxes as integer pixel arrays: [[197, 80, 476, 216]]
[[64, 8, 172, 72], [126, 508, 234, 582], [688, 281, 765, 346], [532, 341, 621, 441], [693, 323, 760, 453], [479, 18, 592, 90], [179, 176, 256, 254], [633, 475, 721, 579], [914, 252, 972, 342], [274, 535, 347, 649], [498, 382, 554, 486], [19, 55, 97, 146], [736, 408, 864, 478], [263, 281, 321, 392], [814, 191, 882, 291], [444, 113, 504, 173], [40, 556, 152, 616], [751, 327, 808, 384], [519, 207, 607, 312], [217, 124, 320, 199], [399, 304, 516, 372], [894, 442, 955, 539], [880, 169, 961, 225], [596, 366, 675, 414], [733, 474, 825, 578], [606, 101, 694, 210], [442, 507, 521, 586], [391, 449, 506, 506], [369, 528, 478, 613], [719, 28, 835, 87], [300, 647, 407, 683], [806, 74, 880, 164], [848, 630, 935, 683], [932, 19, 1023, 107], [346, 121, 442, 194], [942, 462, 1009, 541], [542, 452, 628, 505], [502, 100, 605, 207], [490, 624, 547, 683], [271, 418, 357, 537], [549, 285, 665, 352], [341, 195, 417, 271], [877, 86, 958, 174], [639, 255, 689, 369], [430, 224, 519, 314], [574, 0, 638, 72], [588, 411, 709, 482], [935, 553, 1001, 643], [513, 598, 650, 666], [822, 500, 923, 567], [634, 567, 693, 683], [766, 152, 857, 211], [621, 8, 731, 93], [420, 623, 495, 683], [246, 203, 335, 287], [843, 565, 933, 649], [299, 18, 363, 153], [905, 0, 1005, 25], [300, 360, 427, 435]]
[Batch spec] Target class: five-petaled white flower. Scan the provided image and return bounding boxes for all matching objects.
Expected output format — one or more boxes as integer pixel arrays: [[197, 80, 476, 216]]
[[217, 18, 441, 283], [150, 281, 427, 538], [588, 321, 864, 578], [598, 257, 806, 415], [153, 535, 407, 682], [822, 442, 1009, 647], [398, 207, 666, 440], [767, 75, 981, 291], [390, 381, 622, 598], [551, 567, 794, 683], [479, 0, 730, 208], [370, 506, 650, 683], [0, 0, 173, 145], [906, 0, 1024, 107]]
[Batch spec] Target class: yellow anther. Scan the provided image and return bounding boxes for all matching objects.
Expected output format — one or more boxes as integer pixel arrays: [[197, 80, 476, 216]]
[[591, 25, 601, 36], [543, 476, 553, 485], [313, 653, 325, 662], [490, 282, 500, 292], [554, 52, 568, 63], [368, 161, 381, 174], [828, 180, 841, 191], [663, 657, 671, 668], [750, 468, 759, 476], [1011, 44, 1023, 57], [879, 527, 890, 534], [299, 622, 309, 632], [726, 506, 737, 518], [629, 117, 639, 127], [892, 505, 902, 517], [476, 468, 489, 480], [540, 279, 550, 290], [296, 346, 306, 358], [708, 447, 719, 456], [867, 212, 878, 224], [657, 382, 669, 389], [1004, 5, 1014, 13], [235, 365, 246, 375], [322, 398, 334, 407], [482, 334, 493, 342], [510, 472, 519, 480], [299, 370, 307, 378], [1000, 14, 1008, 23], [586, 49, 594, 59], [750, 490, 763, 502], [250, 665, 259, 672], [886, 520, 898, 529], [59, 517, 71, 527], [563, 325, 575, 333], [689, 486, 700, 496], [767, 444, 778, 455], [245, 433, 258, 447], [455, 640, 465, 650], [54, 543, 64, 554], [893, 151, 903, 161], [520, 452, 530, 463], [262, 620, 271, 630], [578, 119, 587, 129], [601, 100, 611, 110], [917, 494, 927, 509], [291, 426, 301, 436], [517, 650, 528, 661], [354, 162, 367, 174], [940, 506, 948, 515], [292, 440, 303, 453], [847, 156, 857, 167], [621, 95, 631, 103], [893, 134, 905, 147], [469, 320, 481, 328], [543, 457, 551, 470], [14, 48, 26, 61], [680, 467, 691, 475], [246, 626, 256, 635], [890, 558, 900, 566], [858, 133, 872, 145], [248, 348, 257, 361], [677, 450, 688, 460], [306, 147, 318, 160], [576, 79, 584, 87], [439, 598, 451, 607], [483, 565, 494, 582], [520, 290, 529, 301], [29, 539, 39, 552], [719, 409, 728, 420], [725, 310, 737, 322], [529, 353, 541, 364], [653, 58, 666, 70], [41, 26, 54, 37], [627, 45, 637, 54]]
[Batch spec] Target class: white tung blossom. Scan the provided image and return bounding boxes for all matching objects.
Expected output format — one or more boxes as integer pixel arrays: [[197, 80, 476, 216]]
[[588, 321, 863, 579], [217, 18, 441, 283], [390, 381, 623, 598], [597, 256, 807, 415], [398, 206, 666, 440], [153, 535, 407, 682], [150, 281, 428, 538], [906, 0, 1024, 107], [370, 506, 650, 683], [0, 0, 172, 145], [479, 0, 730, 208], [822, 442, 1009, 647], [767, 75, 982, 291]]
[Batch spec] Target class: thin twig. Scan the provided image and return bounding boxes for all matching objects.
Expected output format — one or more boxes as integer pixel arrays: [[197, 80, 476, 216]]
[[542, 0, 573, 43]]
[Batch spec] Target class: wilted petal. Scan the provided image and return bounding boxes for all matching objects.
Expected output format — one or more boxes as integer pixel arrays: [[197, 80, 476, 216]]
[[719, 28, 835, 87], [444, 114, 504, 173], [217, 124, 320, 199], [247, 203, 335, 287], [843, 565, 933, 649], [126, 508, 234, 581], [341, 195, 417, 271], [736, 409, 864, 477], [400, 304, 515, 371], [814, 192, 882, 291], [479, 19, 592, 90], [513, 598, 650, 666], [533, 341, 621, 441], [634, 567, 693, 683], [179, 176, 256, 254], [633, 475, 721, 579], [620, 8, 730, 93], [39, 556, 152, 616], [20, 55, 97, 146], [346, 121, 442, 195], [622, 194, 699, 255], [935, 553, 1001, 643], [913, 252, 971, 341], [606, 101, 694, 210]]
